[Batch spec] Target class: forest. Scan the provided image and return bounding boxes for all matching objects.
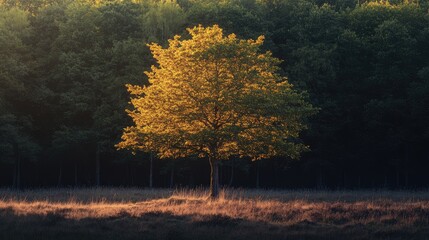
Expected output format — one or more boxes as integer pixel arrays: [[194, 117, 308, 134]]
[[1, 0, 429, 189]]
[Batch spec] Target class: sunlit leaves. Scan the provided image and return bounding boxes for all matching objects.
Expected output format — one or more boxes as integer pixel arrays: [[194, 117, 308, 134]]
[[118, 25, 316, 161]]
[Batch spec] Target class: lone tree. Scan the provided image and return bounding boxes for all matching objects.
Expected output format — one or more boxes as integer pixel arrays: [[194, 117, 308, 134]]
[[117, 25, 316, 198]]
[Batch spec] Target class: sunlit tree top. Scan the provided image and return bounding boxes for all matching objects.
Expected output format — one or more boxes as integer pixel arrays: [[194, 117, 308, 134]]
[[117, 25, 316, 161]]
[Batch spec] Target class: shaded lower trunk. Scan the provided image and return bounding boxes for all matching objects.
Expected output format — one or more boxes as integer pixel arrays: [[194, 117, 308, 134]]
[[149, 152, 153, 188], [128, 162, 134, 186], [228, 158, 234, 187], [317, 170, 324, 189], [404, 170, 409, 188], [209, 157, 219, 198], [343, 170, 346, 189], [74, 162, 78, 187], [13, 143, 21, 189], [396, 168, 400, 188], [256, 161, 260, 189], [14, 156, 21, 189], [57, 160, 63, 187], [359, 175, 363, 189], [170, 163, 174, 188], [219, 163, 222, 187], [95, 144, 100, 187]]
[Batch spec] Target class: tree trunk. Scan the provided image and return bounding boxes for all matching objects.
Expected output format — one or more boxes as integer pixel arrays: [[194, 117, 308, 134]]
[[16, 155, 20, 189], [404, 170, 409, 188], [405, 145, 409, 188], [13, 167, 16, 188], [359, 175, 363, 189], [396, 167, 400, 189], [170, 163, 174, 188], [13, 143, 21, 189], [317, 170, 324, 189], [74, 162, 78, 187], [343, 170, 346, 189], [383, 173, 387, 189], [57, 159, 63, 187], [149, 152, 153, 188], [209, 157, 219, 198], [256, 161, 260, 189], [228, 158, 234, 187], [219, 162, 223, 187], [95, 143, 100, 187], [128, 162, 134, 186]]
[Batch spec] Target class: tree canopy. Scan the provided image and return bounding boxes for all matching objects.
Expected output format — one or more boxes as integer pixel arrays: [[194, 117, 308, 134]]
[[117, 25, 316, 197]]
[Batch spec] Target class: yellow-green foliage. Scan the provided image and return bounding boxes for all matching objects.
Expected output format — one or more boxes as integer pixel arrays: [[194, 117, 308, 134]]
[[117, 25, 316, 161]]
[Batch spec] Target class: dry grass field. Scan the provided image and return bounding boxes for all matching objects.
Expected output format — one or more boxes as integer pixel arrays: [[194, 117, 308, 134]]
[[1, 188, 429, 240]]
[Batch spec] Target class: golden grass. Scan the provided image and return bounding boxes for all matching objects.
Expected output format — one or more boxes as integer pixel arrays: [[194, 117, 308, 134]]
[[1, 188, 429, 224], [1, 188, 429, 240]]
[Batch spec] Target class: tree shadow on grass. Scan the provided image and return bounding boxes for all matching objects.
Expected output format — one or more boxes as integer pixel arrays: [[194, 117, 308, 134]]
[[0, 208, 427, 240]]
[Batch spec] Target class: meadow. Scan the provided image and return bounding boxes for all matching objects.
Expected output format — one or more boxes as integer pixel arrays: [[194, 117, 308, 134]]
[[0, 188, 428, 240]]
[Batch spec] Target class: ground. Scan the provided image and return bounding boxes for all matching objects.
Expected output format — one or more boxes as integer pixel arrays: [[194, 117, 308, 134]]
[[0, 188, 428, 240]]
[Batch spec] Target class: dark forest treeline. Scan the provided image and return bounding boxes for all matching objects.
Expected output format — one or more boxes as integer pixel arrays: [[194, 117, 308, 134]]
[[0, 0, 428, 189]]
